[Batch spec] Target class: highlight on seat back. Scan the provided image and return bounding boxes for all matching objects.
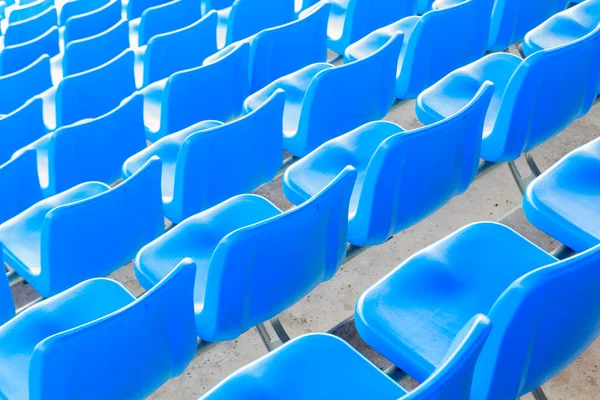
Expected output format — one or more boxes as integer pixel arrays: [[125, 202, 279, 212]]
[[523, 137, 600, 252], [0, 26, 59, 75], [345, 0, 493, 99], [0, 55, 51, 115], [128, 0, 172, 19], [138, 0, 202, 46], [63, 19, 129, 76], [7, 0, 53, 23], [295, 0, 319, 13], [219, 0, 296, 48], [4, 6, 57, 46], [135, 167, 356, 342], [326, 0, 416, 55], [29, 93, 146, 196], [0, 98, 48, 165], [55, 49, 135, 128], [244, 32, 402, 157], [60, 0, 109, 25], [0, 259, 197, 400], [0, 158, 164, 297], [416, 25, 600, 162], [284, 82, 493, 246], [200, 0, 233, 15], [143, 40, 249, 142], [0, 245, 15, 326], [63, 0, 122, 44], [487, 0, 569, 51], [0, 150, 43, 225], [200, 316, 491, 400], [124, 90, 284, 224], [143, 10, 218, 86]]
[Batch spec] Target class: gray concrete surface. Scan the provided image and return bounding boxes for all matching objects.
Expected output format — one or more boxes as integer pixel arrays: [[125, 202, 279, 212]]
[[9, 98, 600, 399]]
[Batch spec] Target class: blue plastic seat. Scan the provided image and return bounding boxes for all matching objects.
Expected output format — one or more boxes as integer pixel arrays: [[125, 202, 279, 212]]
[[208, 1, 329, 93], [141, 10, 218, 87], [21, 94, 146, 197], [137, 0, 202, 46], [345, 0, 493, 99], [142, 41, 249, 142], [59, 0, 109, 25], [3, 6, 57, 46], [0, 26, 59, 75], [416, 26, 600, 162], [325, 0, 415, 55], [0, 246, 15, 326], [63, 19, 129, 76], [0, 98, 48, 165], [357, 222, 600, 399], [216, 0, 296, 49], [0, 55, 51, 115], [63, 0, 121, 44], [523, 0, 600, 58], [0, 150, 43, 226], [200, 0, 233, 15], [284, 82, 493, 246], [245, 33, 402, 157], [201, 316, 491, 399], [135, 167, 355, 342], [55, 49, 135, 128], [295, 0, 319, 13], [127, 0, 172, 19], [487, 0, 569, 51], [8, 0, 53, 23], [0, 158, 164, 298], [0, 259, 197, 400], [124, 90, 284, 224], [523, 137, 600, 253]]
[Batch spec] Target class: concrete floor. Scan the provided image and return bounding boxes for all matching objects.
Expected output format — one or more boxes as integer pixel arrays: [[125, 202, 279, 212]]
[[9, 94, 600, 399]]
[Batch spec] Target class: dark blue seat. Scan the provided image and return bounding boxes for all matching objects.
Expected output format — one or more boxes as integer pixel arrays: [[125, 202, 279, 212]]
[[0, 98, 48, 166], [0, 158, 164, 297], [135, 167, 355, 342], [356, 222, 600, 399], [284, 82, 493, 246], [0, 259, 197, 400], [0, 55, 51, 116], [137, 0, 202, 46], [63, 0, 121, 44], [245, 33, 402, 157], [124, 90, 284, 223], [3, 6, 57, 46], [0, 246, 15, 326], [142, 41, 249, 142], [0, 150, 43, 226], [524, 137, 600, 252], [0, 26, 59, 75]]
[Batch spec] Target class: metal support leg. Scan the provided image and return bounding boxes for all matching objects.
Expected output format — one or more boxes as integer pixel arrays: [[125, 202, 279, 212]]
[[525, 151, 542, 177], [532, 387, 549, 400], [256, 316, 291, 352], [508, 161, 536, 194]]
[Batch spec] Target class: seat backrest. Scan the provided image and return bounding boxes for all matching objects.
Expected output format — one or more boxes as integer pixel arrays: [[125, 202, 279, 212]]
[[60, 0, 109, 25], [0, 98, 48, 165], [8, 0, 53, 23], [0, 150, 43, 225], [353, 82, 493, 246], [56, 49, 136, 127], [63, 19, 129, 76], [488, 0, 569, 51], [161, 41, 249, 135], [200, 167, 356, 341], [493, 25, 600, 160], [0, 55, 51, 115], [297, 33, 402, 155], [0, 26, 59, 75], [41, 158, 164, 295], [144, 11, 218, 86], [249, 1, 329, 92], [473, 243, 600, 399], [48, 94, 146, 195], [139, 0, 202, 46], [4, 6, 57, 46], [200, 0, 234, 14], [226, 0, 296, 45], [63, 0, 121, 44], [172, 90, 284, 222], [398, 0, 493, 98], [28, 260, 197, 400], [127, 0, 172, 19], [0, 245, 15, 326], [348, 0, 415, 45]]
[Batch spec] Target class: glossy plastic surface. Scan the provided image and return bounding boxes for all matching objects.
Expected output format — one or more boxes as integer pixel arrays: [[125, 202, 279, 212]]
[[8, 0, 53, 23], [0, 55, 51, 115], [135, 167, 355, 342], [4, 6, 57, 46], [0, 26, 59, 75], [0, 98, 48, 165], [245, 33, 402, 157], [138, 0, 202, 46], [0, 150, 43, 225], [60, 0, 109, 25], [63, 0, 121, 44], [127, 0, 172, 19]]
